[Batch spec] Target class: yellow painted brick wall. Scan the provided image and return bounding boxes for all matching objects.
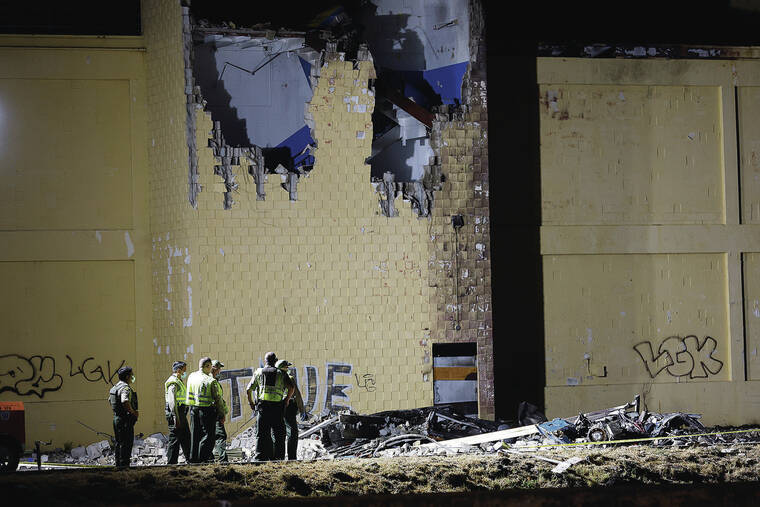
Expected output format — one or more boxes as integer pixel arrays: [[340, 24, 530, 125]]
[[142, 0, 198, 431], [540, 58, 760, 425], [188, 56, 436, 435], [0, 1, 493, 449], [143, 1, 493, 437]]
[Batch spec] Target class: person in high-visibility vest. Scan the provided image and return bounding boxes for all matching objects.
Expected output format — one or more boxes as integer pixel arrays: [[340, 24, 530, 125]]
[[164, 361, 190, 464], [246, 352, 294, 461], [185, 356, 223, 463], [210, 359, 229, 462], [275, 359, 308, 460]]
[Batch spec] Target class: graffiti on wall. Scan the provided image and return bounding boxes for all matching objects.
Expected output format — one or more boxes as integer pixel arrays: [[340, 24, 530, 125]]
[[0, 353, 128, 398], [66, 355, 126, 385], [0, 354, 63, 398], [633, 335, 724, 379], [216, 367, 253, 420], [355, 373, 377, 392], [217, 362, 374, 422]]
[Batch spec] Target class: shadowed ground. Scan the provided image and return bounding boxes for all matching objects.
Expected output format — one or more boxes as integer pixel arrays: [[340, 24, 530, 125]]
[[4, 445, 760, 505]]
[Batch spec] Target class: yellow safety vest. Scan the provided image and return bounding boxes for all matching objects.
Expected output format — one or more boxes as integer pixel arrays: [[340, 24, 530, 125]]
[[185, 371, 214, 407], [252, 366, 288, 402], [164, 375, 186, 406]]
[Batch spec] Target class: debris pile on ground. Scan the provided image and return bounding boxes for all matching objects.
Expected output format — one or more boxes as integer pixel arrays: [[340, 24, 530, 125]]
[[25, 432, 176, 469], [23, 395, 760, 468], [291, 396, 760, 460], [293, 404, 505, 459]]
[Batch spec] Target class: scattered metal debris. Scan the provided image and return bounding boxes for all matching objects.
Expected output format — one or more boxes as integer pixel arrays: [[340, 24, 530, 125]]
[[20, 396, 760, 468], [289, 395, 759, 459]]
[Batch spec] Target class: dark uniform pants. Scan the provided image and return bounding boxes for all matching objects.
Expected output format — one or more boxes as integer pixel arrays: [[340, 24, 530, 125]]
[[254, 400, 286, 461], [213, 418, 228, 462], [113, 414, 135, 467], [189, 405, 218, 463], [166, 404, 191, 464], [284, 401, 299, 460]]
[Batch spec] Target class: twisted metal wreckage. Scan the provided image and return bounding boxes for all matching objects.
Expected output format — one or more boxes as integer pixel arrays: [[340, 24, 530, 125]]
[[23, 394, 760, 472], [288, 395, 710, 459]]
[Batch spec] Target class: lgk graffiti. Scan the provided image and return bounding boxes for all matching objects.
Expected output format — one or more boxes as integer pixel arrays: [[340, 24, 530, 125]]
[[66, 355, 126, 385], [217, 362, 365, 421], [633, 335, 724, 379]]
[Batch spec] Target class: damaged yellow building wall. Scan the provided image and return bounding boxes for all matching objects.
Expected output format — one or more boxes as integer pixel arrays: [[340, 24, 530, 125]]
[[143, 0, 493, 438], [540, 57, 760, 424], [0, 37, 154, 446], [0, 1, 492, 448], [180, 58, 435, 436]]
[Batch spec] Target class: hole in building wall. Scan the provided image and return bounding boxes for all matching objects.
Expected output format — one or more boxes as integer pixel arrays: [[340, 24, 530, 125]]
[[186, 1, 470, 214], [357, 0, 472, 176], [192, 32, 319, 173], [432, 342, 478, 416], [353, 0, 471, 217], [187, 2, 364, 206]]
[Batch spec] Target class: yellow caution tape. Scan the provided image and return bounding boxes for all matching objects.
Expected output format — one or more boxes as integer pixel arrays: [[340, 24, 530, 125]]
[[512, 427, 760, 450]]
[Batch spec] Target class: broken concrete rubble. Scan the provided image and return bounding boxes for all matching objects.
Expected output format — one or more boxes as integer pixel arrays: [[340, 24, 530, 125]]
[[85, 440, 110, 460], [70, 445, 87, 460], [23, 396, 759, 469], [23, 431, 182, 468]]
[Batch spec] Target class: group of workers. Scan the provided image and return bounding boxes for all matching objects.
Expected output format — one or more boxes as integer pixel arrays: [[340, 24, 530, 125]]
[[108, 351, 306, 468]]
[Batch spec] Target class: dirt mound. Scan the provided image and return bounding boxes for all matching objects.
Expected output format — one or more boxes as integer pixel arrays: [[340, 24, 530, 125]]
[[3, 444, 760, 505]]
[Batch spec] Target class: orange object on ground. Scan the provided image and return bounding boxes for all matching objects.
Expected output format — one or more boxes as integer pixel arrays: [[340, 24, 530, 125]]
[[0, 401, 25, 471]]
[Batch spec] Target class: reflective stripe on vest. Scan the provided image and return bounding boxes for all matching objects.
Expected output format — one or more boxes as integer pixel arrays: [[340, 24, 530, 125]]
[[185, 371, 214, 407], [164, 376, 186, 406], [256, 366, 287, 402]]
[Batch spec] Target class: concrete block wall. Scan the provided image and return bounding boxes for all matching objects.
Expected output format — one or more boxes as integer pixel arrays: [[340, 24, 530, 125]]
[[426, 2, 493, 418], [186, 54, 436, 435], [142, 0, 198, 430], [428, 110, 493, 417], [142, 0, 494, 438], [0, 1, 492, 447]]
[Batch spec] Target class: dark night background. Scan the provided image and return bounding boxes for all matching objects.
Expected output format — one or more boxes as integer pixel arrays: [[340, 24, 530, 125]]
[[3, 0, 760, 420]]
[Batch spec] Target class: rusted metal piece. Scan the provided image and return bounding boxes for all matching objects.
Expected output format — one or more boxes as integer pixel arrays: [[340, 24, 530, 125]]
[[375, 82, 434, 129]]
